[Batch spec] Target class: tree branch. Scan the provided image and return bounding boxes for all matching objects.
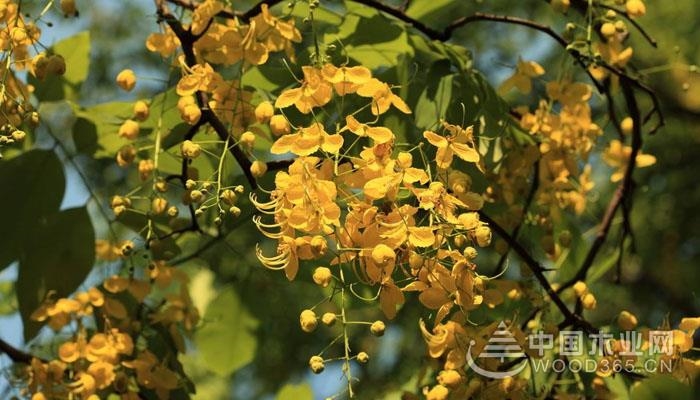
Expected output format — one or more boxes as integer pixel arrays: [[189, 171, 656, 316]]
[[0, 337, 34, 364], [557, 75, 645, 293], [479, 212, 595, 333], [155, 0, 258, 189]]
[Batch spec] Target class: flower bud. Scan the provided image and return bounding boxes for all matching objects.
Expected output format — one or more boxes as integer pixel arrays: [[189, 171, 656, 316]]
[[269, 114, 290, 136], [133, 100, 150, 121], [181, 140, 201, 159], [370, 320, 385, 337], [573, 281, 587, 297], [618, 310, 638, 331], [463, 246, 478, 259], [475, 226, 492, 247], [356, 351, 369, 364], [240, 131, 256, 147], [152, 198, 168, 215], [312, 267, 332, 288], [321, 313, 336, 326], [116, 69, 136, 91], [581, 292, 597, 309], [300, 309, 318, 333], [255, 101, 274, 124], [118, 119, 140, 140], [396, 151, 413, 169], [250, 160, 267, 178], [220, 189, 237, 205], [309, 356, 324, 374], [437, 369, 462, 387]]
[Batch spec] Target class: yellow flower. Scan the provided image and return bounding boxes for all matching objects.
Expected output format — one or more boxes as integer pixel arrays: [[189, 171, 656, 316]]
[[602, 139, 656, 182], [270, 122, 343, 156], [322, 64, 372, 95], [275, 66, 333, 113], [423, 125, 479, 169], [498, 59, 545, 94], [356, 78, 412, 115], [340, 115, 394, 143], [146, 28, 180, 57], [87, 361, 116, 389]]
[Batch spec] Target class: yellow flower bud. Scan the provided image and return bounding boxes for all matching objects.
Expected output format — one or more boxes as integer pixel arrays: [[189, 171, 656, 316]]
[[463, 246, 478, 259], [397, 151, 413, 168], [220, 189, 237, 205], [370, 320, 386, 336], [189, 190, 204, 203], [618, 310, 638, 331], [250, 160, 267, 178], [133, 100, 150, 121], [458, 212, 480, 230], [620, 117, 633, 135], [255, 101, 274, 124], [269, 114, 290, 136], [138, 159, 154, 181], [426, 384, 449, 400], [625, 0, 646, 17], [299, 309, 317, 333], [573, 281, 587, 297], [437, 369, 462, 387], [309, 356, 324, 374], [312, 267, 332, 288], [240, 131, 256, 147], [475, 226, 492, 247], [181, 140, 201, 159], [11, 130, 26, 142], [118, 119, 140, 140], [581, 292, 597, 309], [408, 252, 423, 270], [356, 351, 369, 364], [321, 312, 336, 326], [152, 198, 168, 215], [371, 244, 395, 267], [116, 69, 136, 91], [600, 22, 616, 37], [116, 145, 136, 167]]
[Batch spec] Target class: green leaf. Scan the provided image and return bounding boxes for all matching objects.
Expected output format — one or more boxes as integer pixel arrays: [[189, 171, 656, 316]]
[[276, 383, 313, 400], [325, 7, 412, 70], [194, 286, 259, 376], [414, 62, 454, 130], [406, 0, 463, 28], [73, 117, 99, 155], [74, 101, 134, 158], [30, 31, 90, 101], [17, 207, 95, 341], [0, 280, 17, 316], [0, 150, 65, 271], [629, 375, 693, 400]]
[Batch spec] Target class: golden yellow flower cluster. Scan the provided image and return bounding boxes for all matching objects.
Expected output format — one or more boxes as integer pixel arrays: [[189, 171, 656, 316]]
[[25, 259, 197, 400]]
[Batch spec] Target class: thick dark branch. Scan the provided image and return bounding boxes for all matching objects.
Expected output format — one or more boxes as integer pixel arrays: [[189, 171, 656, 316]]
[[155, 0, 258, 189], [0, 337, 34, 364], [557, 76, 644, 293], [479, 212, 595, 333]]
